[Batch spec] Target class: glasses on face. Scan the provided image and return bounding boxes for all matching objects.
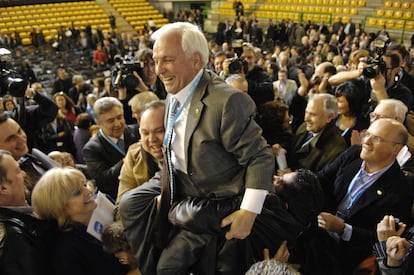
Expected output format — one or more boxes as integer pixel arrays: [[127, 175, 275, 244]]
[[369, 112, 389, 121], [360, 130, 402, 145]]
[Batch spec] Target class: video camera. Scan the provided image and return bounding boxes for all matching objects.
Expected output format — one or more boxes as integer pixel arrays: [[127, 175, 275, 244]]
[[228, 57, 248, 75], [362, 35, 390, 79], [0, 48, 27, 97], [112, 55, 143, 91]]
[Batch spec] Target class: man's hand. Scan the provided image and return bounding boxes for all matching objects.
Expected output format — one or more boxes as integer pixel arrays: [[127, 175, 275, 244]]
[[222, 58, 231, 78], [263, 240, 290, 263], [370, 73, 388, 101], [386, 236, 410, 267], [377, 215, 406, 242], [318, 212, 345, 233], [220, 209, 257, 240]]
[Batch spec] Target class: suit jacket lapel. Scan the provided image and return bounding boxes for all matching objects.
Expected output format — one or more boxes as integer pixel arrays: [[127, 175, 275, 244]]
[[346, 162, 397, 218], [97, 131, 123, 157], [184, 71, 210, 157], [335, 159, 362, 202]]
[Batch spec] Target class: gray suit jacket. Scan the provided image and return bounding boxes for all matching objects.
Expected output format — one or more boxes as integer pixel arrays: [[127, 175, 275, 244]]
[[168, 70, 274, 198]]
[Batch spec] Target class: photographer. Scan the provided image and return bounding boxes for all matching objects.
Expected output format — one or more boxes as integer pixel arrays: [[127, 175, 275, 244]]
[[0, 48, 57, 149], [113, 57, 149, 124], [223, 43, 274, 106], [135, 48, 167, 99], [370, 52, 413, 110]]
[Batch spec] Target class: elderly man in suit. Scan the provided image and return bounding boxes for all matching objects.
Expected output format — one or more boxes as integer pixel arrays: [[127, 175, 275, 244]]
[[277, 93, 347, 172], [120, 22, 310, 275], [83, 97, 139, 199], [317, 118, 412, 273]]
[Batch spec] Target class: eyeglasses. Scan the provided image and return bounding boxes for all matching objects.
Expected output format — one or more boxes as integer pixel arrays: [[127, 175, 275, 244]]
[[360, 130, 402, 145], [369, 112, 390, 121]]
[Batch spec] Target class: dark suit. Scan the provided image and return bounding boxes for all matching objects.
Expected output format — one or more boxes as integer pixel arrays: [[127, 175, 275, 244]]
[[317, 145, 413, 273], [288, 121, 348, 172], [83, 125, 139, 199]]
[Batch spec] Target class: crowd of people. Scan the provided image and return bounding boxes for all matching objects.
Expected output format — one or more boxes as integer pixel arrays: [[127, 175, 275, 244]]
[[1, 10, 414, 274]]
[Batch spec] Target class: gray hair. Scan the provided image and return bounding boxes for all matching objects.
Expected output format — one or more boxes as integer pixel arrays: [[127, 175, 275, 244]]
[[225, 74, 245, 86], [151, 22, 209, 67], [93, 97, 123, 121], [309, 93, 338, 118], [377, 99, 408, 123]]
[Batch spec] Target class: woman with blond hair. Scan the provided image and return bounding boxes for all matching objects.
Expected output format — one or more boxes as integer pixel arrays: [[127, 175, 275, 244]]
[[31, 167, 125, 275]]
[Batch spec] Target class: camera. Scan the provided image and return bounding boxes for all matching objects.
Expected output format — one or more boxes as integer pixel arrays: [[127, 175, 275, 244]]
[[228, 57, 248, 75], [0, 48, 27, 97], [112, 55, 143, 91], [362, 35, 390, 79]]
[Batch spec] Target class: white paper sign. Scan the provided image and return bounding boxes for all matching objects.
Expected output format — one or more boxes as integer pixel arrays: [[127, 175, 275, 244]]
[[87, 191, 115, 241]]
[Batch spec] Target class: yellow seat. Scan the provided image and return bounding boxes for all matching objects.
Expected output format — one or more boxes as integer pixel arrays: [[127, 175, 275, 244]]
[[394, 20, 404, 28], [394, 10, 402, 18], [392, 1, 401, 8], [384, 1, 392, 8], [377, 19, 386, 27], [403, 11, 413, 19], [386, 19, 395, 28], [350, 8, 358, 15], [22, 37, 31, 45], [385, 10, 394, 17], [376, 9, 385, 16], [402, 2, 411, 9], [405, 21, 414, 30], [358, 0, 366, 6]]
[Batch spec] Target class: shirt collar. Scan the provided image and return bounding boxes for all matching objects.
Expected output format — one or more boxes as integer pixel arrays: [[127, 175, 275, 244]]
[[108, 134, 124, 144], [173, 69, 203, 105], [361, 160, 394, 176]]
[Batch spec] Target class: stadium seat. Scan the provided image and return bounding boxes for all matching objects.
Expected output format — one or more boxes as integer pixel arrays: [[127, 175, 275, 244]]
[[385, 10, 394, 18], [403, 11, 413, 19], [392, 1, 401, 8], [393, 11, 402, 18], [376, 9, 385, 16], [386, 19, 395, 28], [394, 20, 404, 28], [402, 2, 411, 9]]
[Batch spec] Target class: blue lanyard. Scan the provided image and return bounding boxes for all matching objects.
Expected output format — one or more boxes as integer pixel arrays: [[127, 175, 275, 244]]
[[99, 129, 125, 156], [163, 72, 203, 146], [347, 170, 363, 209]]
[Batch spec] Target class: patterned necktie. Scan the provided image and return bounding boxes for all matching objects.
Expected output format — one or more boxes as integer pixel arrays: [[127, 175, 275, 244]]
[[164, 97, 180, 205], [116, 138, 125, 151]]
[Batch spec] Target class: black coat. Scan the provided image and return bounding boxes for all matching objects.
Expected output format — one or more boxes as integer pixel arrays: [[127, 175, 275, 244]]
[[317, 145, 413, 272], [0, 207, 57, 275], [53, 222, 125, 275], [83, 125, 139, 199]]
